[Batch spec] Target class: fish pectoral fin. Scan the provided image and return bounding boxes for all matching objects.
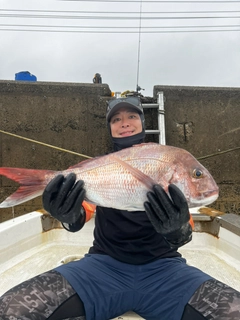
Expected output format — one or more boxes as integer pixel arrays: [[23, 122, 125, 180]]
[[110, 155, 157, 190]]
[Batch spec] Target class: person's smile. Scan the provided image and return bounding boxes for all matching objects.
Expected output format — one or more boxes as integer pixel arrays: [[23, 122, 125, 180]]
[[119, 130, 135, 137]]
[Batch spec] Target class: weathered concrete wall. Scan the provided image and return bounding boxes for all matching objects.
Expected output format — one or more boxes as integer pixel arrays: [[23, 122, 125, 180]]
[[0, 81, 110, 221], [0, 81, 239, 222], [0, 81, 158, 222], [154, 85, 240, 215]]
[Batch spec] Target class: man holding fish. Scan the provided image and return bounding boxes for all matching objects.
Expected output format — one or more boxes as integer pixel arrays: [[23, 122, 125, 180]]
[[0, 96, 239, 320]]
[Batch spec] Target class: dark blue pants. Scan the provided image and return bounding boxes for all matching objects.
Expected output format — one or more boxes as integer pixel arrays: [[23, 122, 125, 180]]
[[55, 254, 212, 320]]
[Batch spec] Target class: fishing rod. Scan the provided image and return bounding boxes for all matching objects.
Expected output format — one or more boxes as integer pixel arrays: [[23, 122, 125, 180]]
[[0, 129, 239, 160]]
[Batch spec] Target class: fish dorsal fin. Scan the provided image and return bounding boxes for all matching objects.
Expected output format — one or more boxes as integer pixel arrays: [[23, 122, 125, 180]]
[[68, 143, 159, 170], [68, 157, 96, 169], [110, 155, 157, 190], [132, 142, 158, 148]]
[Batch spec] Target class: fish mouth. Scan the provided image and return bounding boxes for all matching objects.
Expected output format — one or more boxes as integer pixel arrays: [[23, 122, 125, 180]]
[[188, 191, 219, 208]]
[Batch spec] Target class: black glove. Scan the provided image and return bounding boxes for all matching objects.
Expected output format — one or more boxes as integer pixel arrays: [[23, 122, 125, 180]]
[[42, 173, 86, 227], [144, 184, 192, 248]]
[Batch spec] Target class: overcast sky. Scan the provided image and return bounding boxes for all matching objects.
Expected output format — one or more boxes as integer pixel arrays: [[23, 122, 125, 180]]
[[1, 0, 240, 96]]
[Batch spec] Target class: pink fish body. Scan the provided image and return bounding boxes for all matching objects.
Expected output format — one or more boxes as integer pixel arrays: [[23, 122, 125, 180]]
[[0, 143, 219, 210]]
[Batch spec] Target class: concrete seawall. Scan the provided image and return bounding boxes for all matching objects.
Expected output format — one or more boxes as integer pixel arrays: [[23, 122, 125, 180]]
[[0, 81, 239, 221]]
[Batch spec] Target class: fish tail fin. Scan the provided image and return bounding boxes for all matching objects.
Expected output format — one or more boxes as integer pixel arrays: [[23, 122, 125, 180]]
[[0, 167, 56, 208]]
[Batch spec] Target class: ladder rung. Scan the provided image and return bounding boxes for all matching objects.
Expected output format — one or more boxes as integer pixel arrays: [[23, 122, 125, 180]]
[[142, 103, 159, 108], [145, 130, 160, 134]]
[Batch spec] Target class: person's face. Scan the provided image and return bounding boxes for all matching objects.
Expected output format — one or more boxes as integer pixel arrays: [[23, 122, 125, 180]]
[[109, 107, 142, 138]]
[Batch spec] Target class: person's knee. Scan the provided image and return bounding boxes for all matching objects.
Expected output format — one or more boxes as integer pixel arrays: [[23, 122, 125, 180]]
[[181, 278, 240, 319], [0, 271, 85, 319]]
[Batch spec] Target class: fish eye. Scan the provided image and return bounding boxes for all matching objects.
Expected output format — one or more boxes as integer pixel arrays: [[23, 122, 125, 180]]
[[193, 169, 203, 179]]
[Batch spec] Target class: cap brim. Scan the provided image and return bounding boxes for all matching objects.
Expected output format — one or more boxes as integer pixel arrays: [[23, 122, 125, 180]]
[[107, 102, 143, 122]]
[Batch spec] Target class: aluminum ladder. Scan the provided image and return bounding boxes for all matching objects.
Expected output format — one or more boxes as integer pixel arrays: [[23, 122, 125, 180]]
[[142, 91, 166, 145]]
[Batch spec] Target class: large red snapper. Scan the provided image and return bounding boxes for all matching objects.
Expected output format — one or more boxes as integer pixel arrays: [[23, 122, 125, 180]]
[[0, 143, 219, 210]]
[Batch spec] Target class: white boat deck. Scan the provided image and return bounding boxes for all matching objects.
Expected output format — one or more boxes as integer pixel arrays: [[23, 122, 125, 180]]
[[0, 212, 240, 319]]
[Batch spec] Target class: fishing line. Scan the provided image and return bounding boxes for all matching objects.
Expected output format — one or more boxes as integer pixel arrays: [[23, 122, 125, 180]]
[[0, 130, 92, 159], [0, 129, 239, 160], [197, 146, 240, 160]]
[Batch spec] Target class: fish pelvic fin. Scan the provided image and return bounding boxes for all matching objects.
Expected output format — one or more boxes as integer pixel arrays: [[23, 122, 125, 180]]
[[110, 155, 157, 190], [0, 167, 56, 208]]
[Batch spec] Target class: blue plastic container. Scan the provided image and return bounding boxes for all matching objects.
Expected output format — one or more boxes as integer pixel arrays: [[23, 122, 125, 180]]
[[15, 71, 37, 82]]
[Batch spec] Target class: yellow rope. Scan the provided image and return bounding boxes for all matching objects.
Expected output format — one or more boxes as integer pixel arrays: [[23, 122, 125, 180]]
[[0, 129, 92, 159]]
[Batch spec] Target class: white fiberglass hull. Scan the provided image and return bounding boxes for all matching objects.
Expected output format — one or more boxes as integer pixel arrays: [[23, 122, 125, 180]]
[[0, 212, 240, 319]]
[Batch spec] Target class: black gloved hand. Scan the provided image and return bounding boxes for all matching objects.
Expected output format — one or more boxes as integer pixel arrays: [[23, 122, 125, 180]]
[[144, 184, 192, 248], [42, 173, 86, 225]]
